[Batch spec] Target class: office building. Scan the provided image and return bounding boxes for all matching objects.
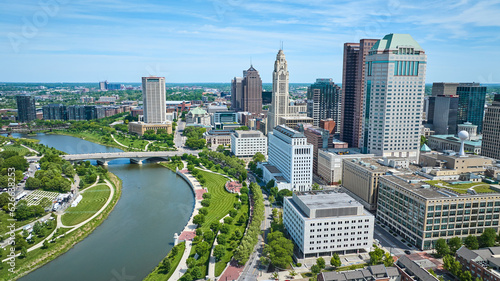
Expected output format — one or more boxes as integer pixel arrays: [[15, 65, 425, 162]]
[[204, 129, 233, 148], [231, 77, 243, 111], [297, 123, 335, 174], [482, 94, 500, 160], [267, 49, 290, 133], [307, 79, 341, 131], [16, 95, 37, 123], [427, 134, 482, 155], [419, 150, 494, 174], [360, 34, 427, 160], [42, 104, 67, 120], [230, 130, 267, 158], [431, 82, 459, 97], [128, 122, 172, 136], [212, 111, 238, 129], [142, 76, 166, 124], [427, 95, 459, 135], [99, 80, 108, 91], [283, 191, 374, 259], [263, 125, 313, 191], [457, 83, 487, 133], [456, 246, 500, 281], [242, 66, 263, 114], [319, 265, 400, 281], [341, 39, 378, 148], [318, 148, 374, 185], [377, 173, 500, 250]]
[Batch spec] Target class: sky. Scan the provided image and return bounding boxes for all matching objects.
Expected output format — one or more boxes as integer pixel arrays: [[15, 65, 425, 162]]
[[1, 0, 499, 83]]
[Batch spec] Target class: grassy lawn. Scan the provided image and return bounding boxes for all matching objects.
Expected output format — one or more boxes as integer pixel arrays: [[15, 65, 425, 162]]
[[2, 144, 31, 156], [425, 180, 495, 194], [0, 172, 122, 281], [61, 184, 111, 226], [113, 133, 148, 150], [51, 131, 125, 151], [144, 242, 186, 281], [183, 170, 236, 277]]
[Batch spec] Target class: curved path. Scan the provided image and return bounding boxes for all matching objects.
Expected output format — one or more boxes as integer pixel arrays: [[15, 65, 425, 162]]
[[2, 178, 115, 261]]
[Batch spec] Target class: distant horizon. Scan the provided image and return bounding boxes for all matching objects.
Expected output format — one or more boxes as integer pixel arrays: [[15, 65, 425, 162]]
[[2, 82, 500, 86]]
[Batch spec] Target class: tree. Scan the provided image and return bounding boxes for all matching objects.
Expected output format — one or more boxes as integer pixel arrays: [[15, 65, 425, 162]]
[[195, 241, 210, 256], [220, 224, 231, 234], [203, 230, 214, 242], [263, 231, 294, 269], [330, 253, 341, 268], [479, 228, 497, 248], [269, 195, 275, 205], [191, 266, 203, 279], [312, 183, 321, 190], [460, 271, 473, 281], [162, 259, 171, 273], [448, 237, 463, 254], [214, 245, 225, 261], [42, 240, 49, 249], [464, 235, 479, 250], [311, 264, 321, 276], [224, 217, 233, 224], [198, 208, 208, 215], [317, 257, 326, 269], [435, 238, 450, 257], [253, 152, 266, 163], [193, 214, 205, 226], [210, 222, 220, 233], [383, 253, 394, 267], [369, 247, 385, 265], [201, 199, 210, 207], [20, 246, 28, 258]]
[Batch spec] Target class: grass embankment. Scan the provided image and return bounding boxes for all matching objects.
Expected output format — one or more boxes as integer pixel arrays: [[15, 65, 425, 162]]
[[61, 183, 111, 226], [143, 242, 186, 281], [0, 172, 122, 281], [159, 160, 184, 172], [2, 144, 31, 156], [112, 133, 148, 151], [49, 130, 126, 151]]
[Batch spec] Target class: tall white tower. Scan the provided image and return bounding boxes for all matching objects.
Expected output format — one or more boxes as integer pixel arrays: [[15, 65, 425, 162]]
[[458, 130, 469, 157], [267, 49, 290, 133], [360, 34, 427, 160], [142, 76, 166, 124]]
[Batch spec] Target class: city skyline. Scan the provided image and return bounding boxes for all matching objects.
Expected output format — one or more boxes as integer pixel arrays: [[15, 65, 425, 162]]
[[2, 0, 500, 83]]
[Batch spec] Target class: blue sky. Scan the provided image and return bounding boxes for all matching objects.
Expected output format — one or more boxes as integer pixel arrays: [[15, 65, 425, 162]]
[[1, 0, 499, 83]]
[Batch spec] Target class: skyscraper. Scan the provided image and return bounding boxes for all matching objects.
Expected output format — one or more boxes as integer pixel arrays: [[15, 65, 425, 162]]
[[142, 77, 166, 123], [341, 39, 378, 148], [360, 34, 427, 159], [481, 94, 500, 160], [16, 95, 37, 123], [231, 77, 243, 111], [427, 95, 459, 135], [457, 83, 487, 133], [306, 78, 341, 131], [267, 49, 290, 133], [242, 65, 262, 114]]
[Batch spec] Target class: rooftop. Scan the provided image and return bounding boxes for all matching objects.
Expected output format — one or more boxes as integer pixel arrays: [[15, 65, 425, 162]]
[[294, 192, 363, 210], [371, 33, 423, 52], [428, 134, 482, 146], [234, 130, 264, 138], [274, 125, 306, 138], [321, 147, 364, 156]]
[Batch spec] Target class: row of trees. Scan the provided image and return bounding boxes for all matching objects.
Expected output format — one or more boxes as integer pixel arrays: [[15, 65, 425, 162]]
[[233, 182, 265, 265], [183, 126, 206, 149], [0, 150, 29, 187], [443, 255, 478, 281], [435, 228, 498, 257], [25, 153, 74, 192], [248, 152, 265, 178], [368, 246, 394, 267], [199, 150, 247, 181]]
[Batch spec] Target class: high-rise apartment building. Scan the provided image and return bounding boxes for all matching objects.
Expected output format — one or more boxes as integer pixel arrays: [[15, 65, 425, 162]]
[[457, 83, 487, 133], [142, 77, 166, 124], [242, 66, 262, 114], [43, 104, 67, 120], [99, 80, 108, 91], [360, 34, 427, 160], [267, 49, 290, 133], [341, 39, 378, 148], [481, 94, 500, 160], [16, 95, 37, 123], [264, 125, 313, 192], [307, 79, 341, 131]]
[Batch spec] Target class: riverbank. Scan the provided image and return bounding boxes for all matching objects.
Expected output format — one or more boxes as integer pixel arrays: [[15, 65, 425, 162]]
[[0, 171, 123, 281], [47, 130, 128, 151]]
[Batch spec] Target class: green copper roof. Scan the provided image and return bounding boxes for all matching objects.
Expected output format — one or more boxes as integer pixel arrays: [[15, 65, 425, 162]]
[[420, 143, 431, 152], [371, 33, 423, 51], [189, 107, 207, 115]]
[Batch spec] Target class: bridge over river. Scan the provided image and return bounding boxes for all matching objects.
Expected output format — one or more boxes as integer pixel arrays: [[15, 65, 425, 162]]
[[59, 150, 200, 165]]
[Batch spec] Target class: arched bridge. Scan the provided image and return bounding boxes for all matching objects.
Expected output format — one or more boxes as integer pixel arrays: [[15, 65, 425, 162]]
[[61, 150, 200, 165]]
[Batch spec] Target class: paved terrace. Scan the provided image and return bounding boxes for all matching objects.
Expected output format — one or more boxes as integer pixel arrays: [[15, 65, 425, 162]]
[[60, 150, 200, 165]]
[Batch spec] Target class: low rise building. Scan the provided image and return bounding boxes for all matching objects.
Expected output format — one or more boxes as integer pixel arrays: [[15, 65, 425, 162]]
[[318, 264, 400, 281], [230, 130, 267, 158], [456, 246, 500, 281], [395, 255, 439, 281], [186, 107, 211, 126], [283, 191, 374, 259], [204, 129, 233, 149], [377, 174, 500, 250], [420, 151, 495, 174], [428, 134, 482, 155], [128, 121, 172, 136], [318, 148, 374, 185]]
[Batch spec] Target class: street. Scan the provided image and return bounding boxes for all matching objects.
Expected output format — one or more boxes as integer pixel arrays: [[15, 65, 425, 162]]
[[373, 224, 413, 256]]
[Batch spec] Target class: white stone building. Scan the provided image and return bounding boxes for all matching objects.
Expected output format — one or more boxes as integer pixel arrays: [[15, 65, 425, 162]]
[[264, 125, 313, 192], [360, 34, 427, 160], [283, 191, 374, 259], [230, 130, 267, 158]]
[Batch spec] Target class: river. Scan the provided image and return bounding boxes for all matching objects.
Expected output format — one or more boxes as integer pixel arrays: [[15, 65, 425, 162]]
[[9, 133, 194, 281]]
